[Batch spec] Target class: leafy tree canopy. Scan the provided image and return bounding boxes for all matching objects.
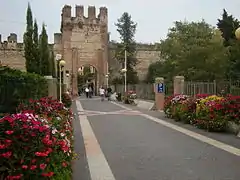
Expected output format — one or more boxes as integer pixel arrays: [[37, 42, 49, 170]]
[[147, 20, 228, 82]]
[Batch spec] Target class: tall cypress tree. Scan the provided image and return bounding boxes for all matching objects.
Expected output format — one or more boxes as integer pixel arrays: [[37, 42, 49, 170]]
[[115, 12, 139, 84], [24, 3, 34, 72], [50, 50, 56, 77], [33, 19, 40, 74], [217, 9, 239, 46], [217, 9, 240, 79], [39, 24, 51, 76]]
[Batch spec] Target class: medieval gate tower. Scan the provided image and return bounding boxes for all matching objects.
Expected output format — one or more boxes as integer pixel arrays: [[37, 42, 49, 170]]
[[53, 5, 108, 95]]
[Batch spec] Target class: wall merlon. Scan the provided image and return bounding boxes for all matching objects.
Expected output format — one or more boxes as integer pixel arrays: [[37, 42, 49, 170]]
[[76, 5, 84, 17], [88, 6, 96, 19], [54, 33, 62, 44], [99, 7, 107, 16], [62, 5, 72, 18], [8, 33, 17, 43]]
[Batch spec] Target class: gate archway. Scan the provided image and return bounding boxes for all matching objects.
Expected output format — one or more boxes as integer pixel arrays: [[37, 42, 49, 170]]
[[77, 64, 98, 95]]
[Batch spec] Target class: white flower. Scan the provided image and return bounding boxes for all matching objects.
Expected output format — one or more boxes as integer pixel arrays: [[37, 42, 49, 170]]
[[52, 128, 58, 134], [56, 117, 61, 121], [61, 133, 65, 137]]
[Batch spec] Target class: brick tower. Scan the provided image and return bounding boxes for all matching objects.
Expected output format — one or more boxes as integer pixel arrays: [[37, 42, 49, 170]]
[[54, 5, 108, 95]]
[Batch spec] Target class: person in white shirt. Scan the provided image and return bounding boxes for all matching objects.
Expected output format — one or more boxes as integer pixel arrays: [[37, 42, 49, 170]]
[[85, 87, 89, 98], [99, 86, 105, 101]]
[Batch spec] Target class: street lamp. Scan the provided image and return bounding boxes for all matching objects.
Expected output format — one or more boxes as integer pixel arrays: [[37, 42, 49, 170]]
[[235, 27, 240, 40], [105, 73, 109, 88], [121, 49, 127, 93], [59, 59, 66, 103], [66, 72, 70, 90]]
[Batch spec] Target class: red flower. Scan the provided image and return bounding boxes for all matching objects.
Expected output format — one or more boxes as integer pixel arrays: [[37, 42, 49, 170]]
[[35, 152, 48, 157], [62, 162, 68, 167], [5, 130, 14, 135], [39, 163, 47, 170], [41, 172, 54, 177], [1, 151, 12, 158], [22, 165, 28, 169], [30, 165, 37, 170], [6, 174, 22, 180]]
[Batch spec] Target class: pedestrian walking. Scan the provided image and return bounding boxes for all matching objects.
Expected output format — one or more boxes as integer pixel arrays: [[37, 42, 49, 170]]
[[99, 86, 105, 101], [89, 86, 93, 98], [85, 87, 89, 98]]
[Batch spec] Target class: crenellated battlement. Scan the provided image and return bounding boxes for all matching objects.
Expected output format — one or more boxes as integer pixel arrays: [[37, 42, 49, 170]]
[[0, 33, 23, 50], [0, 33, 54, 50], [108, 42, 160, 51], [61, 5, 108, 32]]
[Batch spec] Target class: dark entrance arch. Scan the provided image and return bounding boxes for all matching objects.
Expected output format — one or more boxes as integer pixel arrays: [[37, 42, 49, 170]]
[[77, 65, 98, 95]]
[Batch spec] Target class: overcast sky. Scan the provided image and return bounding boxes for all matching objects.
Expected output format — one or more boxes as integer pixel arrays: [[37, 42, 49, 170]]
[[0, 0, 240, 43]]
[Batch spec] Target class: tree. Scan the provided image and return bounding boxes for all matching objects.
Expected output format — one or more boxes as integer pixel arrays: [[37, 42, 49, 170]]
[[217, 9, 240, 79], [32, 19, 40, 74], [39, 24, 51, 76], [50, 50, 56, 77], [77, 66, 95, 86], [115, 12, 138, 84], [24, 3, 35, 73], [147, 20, 228, 82], [217, 9, 239, 46]]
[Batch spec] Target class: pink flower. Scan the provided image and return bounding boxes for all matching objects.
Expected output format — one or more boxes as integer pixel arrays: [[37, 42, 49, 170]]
[[39, 163, 47, 170]]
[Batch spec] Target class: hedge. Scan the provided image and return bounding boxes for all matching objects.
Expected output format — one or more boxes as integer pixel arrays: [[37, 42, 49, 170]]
[[0, 66, 48, 114]]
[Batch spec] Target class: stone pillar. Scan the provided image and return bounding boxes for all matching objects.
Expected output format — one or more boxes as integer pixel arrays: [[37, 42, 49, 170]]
[[173, 76, 185, 95], [154, 77, 165, 110], [72, 49, 78, 96], [45, 76, 57, 99]]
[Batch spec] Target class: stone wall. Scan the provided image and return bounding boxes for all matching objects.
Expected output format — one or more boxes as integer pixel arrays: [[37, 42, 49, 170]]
[[0, 40, 25, 71], [108, 42, 161, 81]]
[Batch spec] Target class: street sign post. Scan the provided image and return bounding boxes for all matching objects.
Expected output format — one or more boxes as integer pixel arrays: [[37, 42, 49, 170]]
[[157, 83, 164, 93]]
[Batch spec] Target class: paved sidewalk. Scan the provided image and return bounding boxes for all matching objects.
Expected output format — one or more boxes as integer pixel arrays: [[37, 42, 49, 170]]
[[72, 97, 240, 180]]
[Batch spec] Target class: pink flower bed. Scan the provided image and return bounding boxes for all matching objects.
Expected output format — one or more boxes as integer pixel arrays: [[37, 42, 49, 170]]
[[0, 97, 74, 180]]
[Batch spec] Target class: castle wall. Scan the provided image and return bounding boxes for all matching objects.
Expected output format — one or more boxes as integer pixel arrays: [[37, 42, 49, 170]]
[[0, 5, 161, 82], [108, 43, 161, 81], [0, 38, 25, 71]]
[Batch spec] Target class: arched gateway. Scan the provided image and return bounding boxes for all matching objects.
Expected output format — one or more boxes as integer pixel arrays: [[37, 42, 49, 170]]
[[53, 5, 108, 95]]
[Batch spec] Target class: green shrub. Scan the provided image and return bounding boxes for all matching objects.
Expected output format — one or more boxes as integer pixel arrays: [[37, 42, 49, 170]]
[[62, 93, 72, 108], [0, 66, 48, 113]]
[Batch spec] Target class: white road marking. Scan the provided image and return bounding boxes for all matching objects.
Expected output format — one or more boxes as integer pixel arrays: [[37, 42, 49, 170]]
[[76, 100, 116, 180], [111, 101, 240, 157]]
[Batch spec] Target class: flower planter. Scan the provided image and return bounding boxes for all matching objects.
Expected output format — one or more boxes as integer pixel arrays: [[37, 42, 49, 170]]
[[226, 121, 240, 136]]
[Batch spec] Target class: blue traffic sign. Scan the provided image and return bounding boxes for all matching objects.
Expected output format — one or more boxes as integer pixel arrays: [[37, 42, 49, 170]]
[[157, 83, 164, 93]]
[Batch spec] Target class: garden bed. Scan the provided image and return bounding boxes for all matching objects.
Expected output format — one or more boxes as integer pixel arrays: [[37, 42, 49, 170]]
[[164, 94, 240, 135], [0, 96, 74, 179]]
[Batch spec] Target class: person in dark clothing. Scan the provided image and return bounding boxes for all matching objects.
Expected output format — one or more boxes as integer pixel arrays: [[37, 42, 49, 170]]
[[106, 87, 112, 101]]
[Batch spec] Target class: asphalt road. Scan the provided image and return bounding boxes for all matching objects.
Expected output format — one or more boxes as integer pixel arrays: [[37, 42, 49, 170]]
[[73, 97, 240, 180]]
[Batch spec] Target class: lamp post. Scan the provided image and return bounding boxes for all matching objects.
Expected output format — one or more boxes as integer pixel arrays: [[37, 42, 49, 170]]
[[105, 73, 109, 88], [121, 49, 127, 93], [59, 60, 66, 103], [66, 72, 70, 90]]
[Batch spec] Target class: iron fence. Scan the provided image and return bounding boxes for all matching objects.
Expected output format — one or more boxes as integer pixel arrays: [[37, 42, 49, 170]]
[[184, 80, 240, 96]]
